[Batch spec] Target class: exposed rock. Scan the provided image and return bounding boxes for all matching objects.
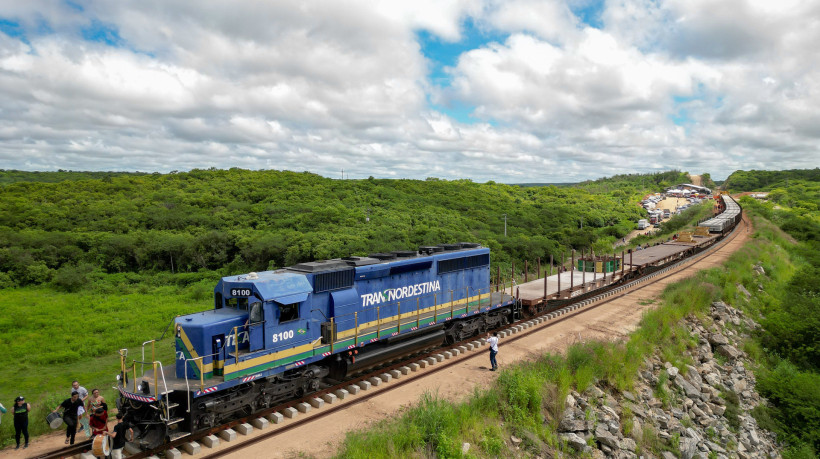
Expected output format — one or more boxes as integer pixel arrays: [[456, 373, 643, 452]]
[[716, 344, 742, 360], [622, 391, 636, 402], [565, 394, 576, 408], [600, 405, 620, 421], [712, 301, 728, 314], [661, 451, 677, 459], [510, 435, 522, 447], [619, 437, 637, 451], [667, 366, 680, 378], [674, 375, 702, 400], [461, 443, 470, 454], [594, 425, 620, 449], [685, 365, 703, 386], [709, 333, 729, 346], [561, 433, 588, 451], [737, 283, 752, 300], [587, 386, 605, 398], [704, 372, 722, 387], [680, 438, 698, 459], [753, 264, 766, 276]]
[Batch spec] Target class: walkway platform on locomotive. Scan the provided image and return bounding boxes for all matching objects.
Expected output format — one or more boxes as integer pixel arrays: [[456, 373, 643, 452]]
[[132, 290, 514, 396]]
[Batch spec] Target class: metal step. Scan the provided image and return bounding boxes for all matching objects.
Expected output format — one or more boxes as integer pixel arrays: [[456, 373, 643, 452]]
[[165, 403, 179, 410], [168, 431, 190, 442], [166, 417, 185, 426]]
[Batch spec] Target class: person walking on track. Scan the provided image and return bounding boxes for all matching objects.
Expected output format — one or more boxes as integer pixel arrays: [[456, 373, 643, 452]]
[[488, 332, 499, 371]]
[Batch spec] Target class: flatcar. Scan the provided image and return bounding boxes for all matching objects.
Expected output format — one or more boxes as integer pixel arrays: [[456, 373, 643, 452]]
[[116, 243, 518, 450]]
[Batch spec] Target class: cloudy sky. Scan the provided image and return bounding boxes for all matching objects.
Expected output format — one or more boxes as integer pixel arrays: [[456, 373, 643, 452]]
[[0, 0, 817, 182]]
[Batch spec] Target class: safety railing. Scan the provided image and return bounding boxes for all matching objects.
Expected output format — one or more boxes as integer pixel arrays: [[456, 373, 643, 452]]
[[118, 349, 172, 418]]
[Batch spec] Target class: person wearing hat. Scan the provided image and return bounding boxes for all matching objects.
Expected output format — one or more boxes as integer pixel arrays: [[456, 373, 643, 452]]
[[54, 391, 84, 445], [13, 396, 31, 449]]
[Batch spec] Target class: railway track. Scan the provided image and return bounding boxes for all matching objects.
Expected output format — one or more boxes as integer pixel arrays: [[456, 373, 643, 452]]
[[30, 215, 748, 459]]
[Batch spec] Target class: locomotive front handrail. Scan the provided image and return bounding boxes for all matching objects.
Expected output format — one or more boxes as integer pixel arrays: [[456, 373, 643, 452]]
[[141, 339, 156, 375]]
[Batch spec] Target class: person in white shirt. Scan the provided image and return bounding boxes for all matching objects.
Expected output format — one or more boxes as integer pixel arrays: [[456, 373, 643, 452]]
[[487, 332, 499, 371]]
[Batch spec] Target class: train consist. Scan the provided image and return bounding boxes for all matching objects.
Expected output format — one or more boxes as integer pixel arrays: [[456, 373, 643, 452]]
[[700, 195, 741, 233], [117, 243, 518, 450], [116, 195, 742, 451]]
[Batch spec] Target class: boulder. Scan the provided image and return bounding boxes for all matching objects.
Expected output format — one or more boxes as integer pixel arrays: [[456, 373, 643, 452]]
[[685, 365, 702, 386], [711, 301, 728, 314], [680, 438, 699, 459], [561, 433, 588, 451], [595, 426, 620, 450], [620, 438, 637, 451], [708, 334, 729, 346], [667, 366, 680, 378], [675, 375, 702, 400], [716, 344, 742, 360], [704, 372, 722, 387]]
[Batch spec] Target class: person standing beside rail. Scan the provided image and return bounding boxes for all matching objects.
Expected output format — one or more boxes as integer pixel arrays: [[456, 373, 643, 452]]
[[488, 332, 499, 371]]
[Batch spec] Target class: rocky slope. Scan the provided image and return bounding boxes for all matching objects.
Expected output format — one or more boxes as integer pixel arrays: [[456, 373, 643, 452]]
[[556, 301, 780, 458]]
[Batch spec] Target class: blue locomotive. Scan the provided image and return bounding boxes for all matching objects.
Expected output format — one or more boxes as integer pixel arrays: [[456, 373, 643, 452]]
[[117, 243, 518, 449]]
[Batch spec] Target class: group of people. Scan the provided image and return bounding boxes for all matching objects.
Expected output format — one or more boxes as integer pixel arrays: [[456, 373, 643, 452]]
[[1, 380, 130, 458]]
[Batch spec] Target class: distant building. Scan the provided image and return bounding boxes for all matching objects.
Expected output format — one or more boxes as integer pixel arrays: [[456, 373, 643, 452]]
[[667, 184, 712, 195]]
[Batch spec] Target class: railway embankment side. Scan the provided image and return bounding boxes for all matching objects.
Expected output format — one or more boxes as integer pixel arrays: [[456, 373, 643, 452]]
[[333, 215, 819, 459], [557, 300, 779, 459]]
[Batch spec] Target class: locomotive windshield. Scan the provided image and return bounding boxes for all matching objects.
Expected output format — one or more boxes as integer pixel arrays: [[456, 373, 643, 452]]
[[225, 297, 248, 310]]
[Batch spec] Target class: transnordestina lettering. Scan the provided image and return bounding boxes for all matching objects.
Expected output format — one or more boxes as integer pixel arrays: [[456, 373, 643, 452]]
[[360, 281, 441, 307]]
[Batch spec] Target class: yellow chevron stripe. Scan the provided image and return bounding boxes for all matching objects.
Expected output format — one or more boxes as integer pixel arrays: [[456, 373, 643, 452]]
[[179, 327, 214, 374]]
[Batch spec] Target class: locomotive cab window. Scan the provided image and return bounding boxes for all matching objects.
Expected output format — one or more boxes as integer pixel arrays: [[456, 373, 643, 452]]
[[225, 297, 248, 310], [278, 303, 299, 323], [249, 302, 263, 324]]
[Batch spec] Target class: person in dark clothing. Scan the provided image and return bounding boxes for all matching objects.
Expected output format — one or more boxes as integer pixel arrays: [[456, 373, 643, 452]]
[[13, 396, 31, 449], [106, 413, 132, 459], [53, 391, 84, 445]]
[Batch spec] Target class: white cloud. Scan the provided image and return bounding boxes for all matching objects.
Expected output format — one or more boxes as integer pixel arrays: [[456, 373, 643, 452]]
[[0, 0, 816, 182]]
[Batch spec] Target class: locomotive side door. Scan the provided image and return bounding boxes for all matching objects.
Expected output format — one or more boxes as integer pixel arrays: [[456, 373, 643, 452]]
[[248, 301, 266, 352]]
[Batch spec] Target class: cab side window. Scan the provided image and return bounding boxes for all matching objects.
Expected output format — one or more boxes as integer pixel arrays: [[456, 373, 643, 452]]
[[249, 302, 263, 324], [279, 303, 299, 323]]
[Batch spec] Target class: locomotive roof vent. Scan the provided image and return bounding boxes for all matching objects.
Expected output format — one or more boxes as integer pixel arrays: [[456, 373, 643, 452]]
[[459, 242, 480, 248], [369, 253, 397, 260], [391, 250, 417, 258], [418, 246, 444, 255], [290, 259, 350, 273], [438, 244, 462, 251], [341, 256, 381, 267]]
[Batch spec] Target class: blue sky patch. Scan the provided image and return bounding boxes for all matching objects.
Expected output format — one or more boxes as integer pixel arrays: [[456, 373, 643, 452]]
[[417, 18, 506, 88], [81, 19, 123, 47], [569, 0, 605, 29], [0, 18, 29, 43]]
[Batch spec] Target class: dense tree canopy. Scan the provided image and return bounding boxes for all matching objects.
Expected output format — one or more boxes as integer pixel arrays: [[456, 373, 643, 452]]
[[0, 168, 669, 290]]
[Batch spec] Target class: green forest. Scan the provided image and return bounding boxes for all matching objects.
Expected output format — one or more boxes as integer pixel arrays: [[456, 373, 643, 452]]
[[0, 169, 691, 291], [731, 171, 820, 456], [0, 168, 696, 446]]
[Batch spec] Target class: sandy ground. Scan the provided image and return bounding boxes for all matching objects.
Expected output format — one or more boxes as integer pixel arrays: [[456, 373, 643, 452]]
[[617, 196, 693, 246], [4, 216, 748, 459]]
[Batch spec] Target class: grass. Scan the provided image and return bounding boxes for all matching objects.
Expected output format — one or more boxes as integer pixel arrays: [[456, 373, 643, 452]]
[[0, 283, 209, 446]]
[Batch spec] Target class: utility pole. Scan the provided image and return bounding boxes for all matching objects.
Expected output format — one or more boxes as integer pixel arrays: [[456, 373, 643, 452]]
[[366, 208, 371, 223]]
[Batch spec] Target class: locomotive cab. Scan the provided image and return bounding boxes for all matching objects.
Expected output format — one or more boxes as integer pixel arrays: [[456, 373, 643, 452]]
[[176, 270, 318, 382]]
